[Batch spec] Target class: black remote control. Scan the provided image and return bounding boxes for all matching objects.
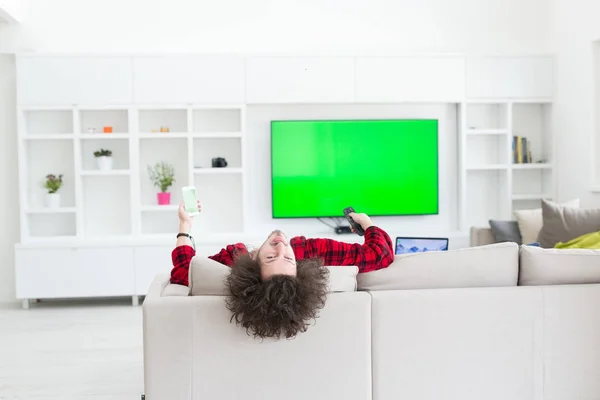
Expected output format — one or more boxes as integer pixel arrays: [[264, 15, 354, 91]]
[[343, 207, 365, 236]]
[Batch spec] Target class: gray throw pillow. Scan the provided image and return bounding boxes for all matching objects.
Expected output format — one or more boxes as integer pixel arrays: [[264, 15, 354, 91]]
[[537, 199, 600, 248], [489, 220, 522, 244]]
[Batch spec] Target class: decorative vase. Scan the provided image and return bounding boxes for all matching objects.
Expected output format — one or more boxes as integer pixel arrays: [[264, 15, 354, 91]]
[[46, 193, 60, 208], [96, 156, 113, 171], [157, 192, 171, 205]]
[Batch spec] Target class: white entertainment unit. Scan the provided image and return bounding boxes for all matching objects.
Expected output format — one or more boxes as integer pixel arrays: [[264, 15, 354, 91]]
[[13, 54, 554, 308]]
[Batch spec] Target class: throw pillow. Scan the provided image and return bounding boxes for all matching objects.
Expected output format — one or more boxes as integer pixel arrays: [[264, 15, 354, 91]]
[[489, 220, 522, 244], [537, 199, 600, 248], [514, 198, 579, 245], [189, 256, 358, 296]]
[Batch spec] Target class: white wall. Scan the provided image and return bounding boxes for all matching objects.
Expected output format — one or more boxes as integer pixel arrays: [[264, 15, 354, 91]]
[[0, 0, 552, 54], [0, 54, 19, 303], [246, 104, 458, 238], [552, 0, 600, 206], [0, 0, 27, 23]]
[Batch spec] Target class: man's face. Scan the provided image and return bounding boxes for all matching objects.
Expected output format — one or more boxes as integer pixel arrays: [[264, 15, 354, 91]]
[[255, 230, 297, 280]]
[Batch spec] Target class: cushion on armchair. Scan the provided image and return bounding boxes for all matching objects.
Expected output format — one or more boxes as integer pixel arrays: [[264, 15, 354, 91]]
[[537, 199, 600, 248], [488, 220, 522, 244], [514, 198, 579, 245]]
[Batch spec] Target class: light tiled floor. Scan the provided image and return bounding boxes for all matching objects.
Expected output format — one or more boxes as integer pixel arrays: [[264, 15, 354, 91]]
[[0, 299, 144, 400]]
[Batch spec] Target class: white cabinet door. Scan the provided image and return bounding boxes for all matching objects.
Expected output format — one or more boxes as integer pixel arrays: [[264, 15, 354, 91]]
[[246, 57, 355, 103], [356, 57, 466, 102], [15, 247, 135, 299], [15, 247, 78, 299], [132, 56, 245, 104], [466, 57, 554, 99], [134, 246, 174, 295], [16, 56, 133, 105], [76, 247, 135, 296]]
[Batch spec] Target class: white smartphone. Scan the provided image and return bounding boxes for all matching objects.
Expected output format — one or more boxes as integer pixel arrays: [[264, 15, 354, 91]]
[[182, 186, 200, 216]]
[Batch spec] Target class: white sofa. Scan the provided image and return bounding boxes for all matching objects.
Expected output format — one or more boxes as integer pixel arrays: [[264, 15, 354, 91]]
[[143, 239, 600, 400]]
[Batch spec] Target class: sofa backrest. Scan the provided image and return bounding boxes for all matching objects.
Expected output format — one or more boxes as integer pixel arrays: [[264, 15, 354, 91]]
[[357, 242, 519, 291], [369, 286, 543, 400], [144, 290, 373, 400]]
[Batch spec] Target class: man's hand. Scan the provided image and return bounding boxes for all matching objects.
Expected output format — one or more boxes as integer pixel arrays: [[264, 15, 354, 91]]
[[349, 212, 374, 232], [178, 201, 201, 230]]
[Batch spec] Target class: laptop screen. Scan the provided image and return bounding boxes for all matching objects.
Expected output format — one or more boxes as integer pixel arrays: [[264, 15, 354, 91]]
[[395, 237, 449, 255]]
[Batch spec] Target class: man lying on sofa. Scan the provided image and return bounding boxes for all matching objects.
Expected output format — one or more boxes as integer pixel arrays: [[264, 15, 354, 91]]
[[169, 201, 394, 340]]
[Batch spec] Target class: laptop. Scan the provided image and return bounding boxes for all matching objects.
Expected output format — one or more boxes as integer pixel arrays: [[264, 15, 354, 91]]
[[395, 236, 449, 255]]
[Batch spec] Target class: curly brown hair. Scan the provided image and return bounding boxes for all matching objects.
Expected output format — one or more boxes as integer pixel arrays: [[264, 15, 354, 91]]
[[225, 254, 329, 340]]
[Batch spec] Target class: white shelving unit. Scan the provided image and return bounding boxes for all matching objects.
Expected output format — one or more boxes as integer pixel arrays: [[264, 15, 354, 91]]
[[459, 100, 554, 229], [17, 105, 246, 243], [13, 53, 555, 307]]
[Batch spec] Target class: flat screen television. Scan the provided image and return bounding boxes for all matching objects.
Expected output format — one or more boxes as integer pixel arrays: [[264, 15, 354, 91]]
[[270, 119, 439, 218]]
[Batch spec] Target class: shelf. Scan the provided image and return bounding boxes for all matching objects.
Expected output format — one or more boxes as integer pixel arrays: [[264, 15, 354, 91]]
[[467, 165, 508, 171], [466, 103, 508, 131], [512, 163, 552, 170], [137, 132, 243, 139], [82, 175, 131, 237], [26, 207, 77, 214], [191, 132, 242, 138], [512, 194, 552, 201], [80, 170, 131, 176], [24, 134, 74, 140], [139, 109, 187, 133], [28, 213, 76, 238], [466, 129, 508, 136], [193, 168, 243, 174], [139, 132, 189, 139], [192, 108, 241, 133], [140, 205, 179, 212], [80, 133, 129, 139], [79, 109, 129, 134], [25, 110, 74, 135]]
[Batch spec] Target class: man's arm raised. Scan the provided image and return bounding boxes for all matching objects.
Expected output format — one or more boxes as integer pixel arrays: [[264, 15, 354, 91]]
[[170, 202, 201, 286], [299, 212, 394, 273]]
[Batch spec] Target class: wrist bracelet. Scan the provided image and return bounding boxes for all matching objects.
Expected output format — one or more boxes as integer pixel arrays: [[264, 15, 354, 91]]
[[177, 233, 196, 250]]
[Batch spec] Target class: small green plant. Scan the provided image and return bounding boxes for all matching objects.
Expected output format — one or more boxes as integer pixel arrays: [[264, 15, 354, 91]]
[[94, 149, 112, 157], [147, 162, 175, 193], [44, 174, 63, 194]]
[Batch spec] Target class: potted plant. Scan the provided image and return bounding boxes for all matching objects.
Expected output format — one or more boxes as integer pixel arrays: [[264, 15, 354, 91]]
[[44, 174, 63, 208], [147, 162, 175, 205], [94, 148, 113, 171]]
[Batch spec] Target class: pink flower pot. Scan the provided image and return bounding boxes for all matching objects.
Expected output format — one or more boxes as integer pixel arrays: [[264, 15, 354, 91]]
[[157, 192, 171, 205]]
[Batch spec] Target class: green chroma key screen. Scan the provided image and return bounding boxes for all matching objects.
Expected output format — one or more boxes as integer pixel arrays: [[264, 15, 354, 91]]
[[270, 119, 439, 218]]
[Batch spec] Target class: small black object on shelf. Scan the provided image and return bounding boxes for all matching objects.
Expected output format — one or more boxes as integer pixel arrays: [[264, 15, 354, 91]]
[[212, 157, 228, 168]]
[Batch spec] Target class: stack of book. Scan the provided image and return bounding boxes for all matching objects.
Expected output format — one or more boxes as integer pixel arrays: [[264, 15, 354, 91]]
[[512, 136, 532, 164]]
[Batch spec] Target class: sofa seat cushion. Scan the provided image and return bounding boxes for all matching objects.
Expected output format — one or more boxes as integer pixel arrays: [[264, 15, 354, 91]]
[[357, 242, 519, 291], [519, 245, 600, 285], [187, 256, 358, 296]]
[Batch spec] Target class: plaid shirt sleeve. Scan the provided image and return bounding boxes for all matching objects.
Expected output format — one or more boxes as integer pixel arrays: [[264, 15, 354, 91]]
[[170, 245, 196, 286], [293, 226, 394, 273], [207, 243, 249, 266], [170, 243, 249, 286]]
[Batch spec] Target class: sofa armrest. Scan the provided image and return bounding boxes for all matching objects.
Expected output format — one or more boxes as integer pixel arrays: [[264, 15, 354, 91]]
[[146, 273, 190, 299], [143, 275, 193, 399], [470, 226, 495, 247]]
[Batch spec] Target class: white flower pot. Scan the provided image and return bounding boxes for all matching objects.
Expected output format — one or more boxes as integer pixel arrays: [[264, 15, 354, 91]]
[[46, 193, 60, 208], [96, 156, 113, 171]]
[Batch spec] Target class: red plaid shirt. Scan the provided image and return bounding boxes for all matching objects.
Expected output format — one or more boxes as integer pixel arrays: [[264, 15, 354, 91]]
[[170, 226, 394, 286]]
